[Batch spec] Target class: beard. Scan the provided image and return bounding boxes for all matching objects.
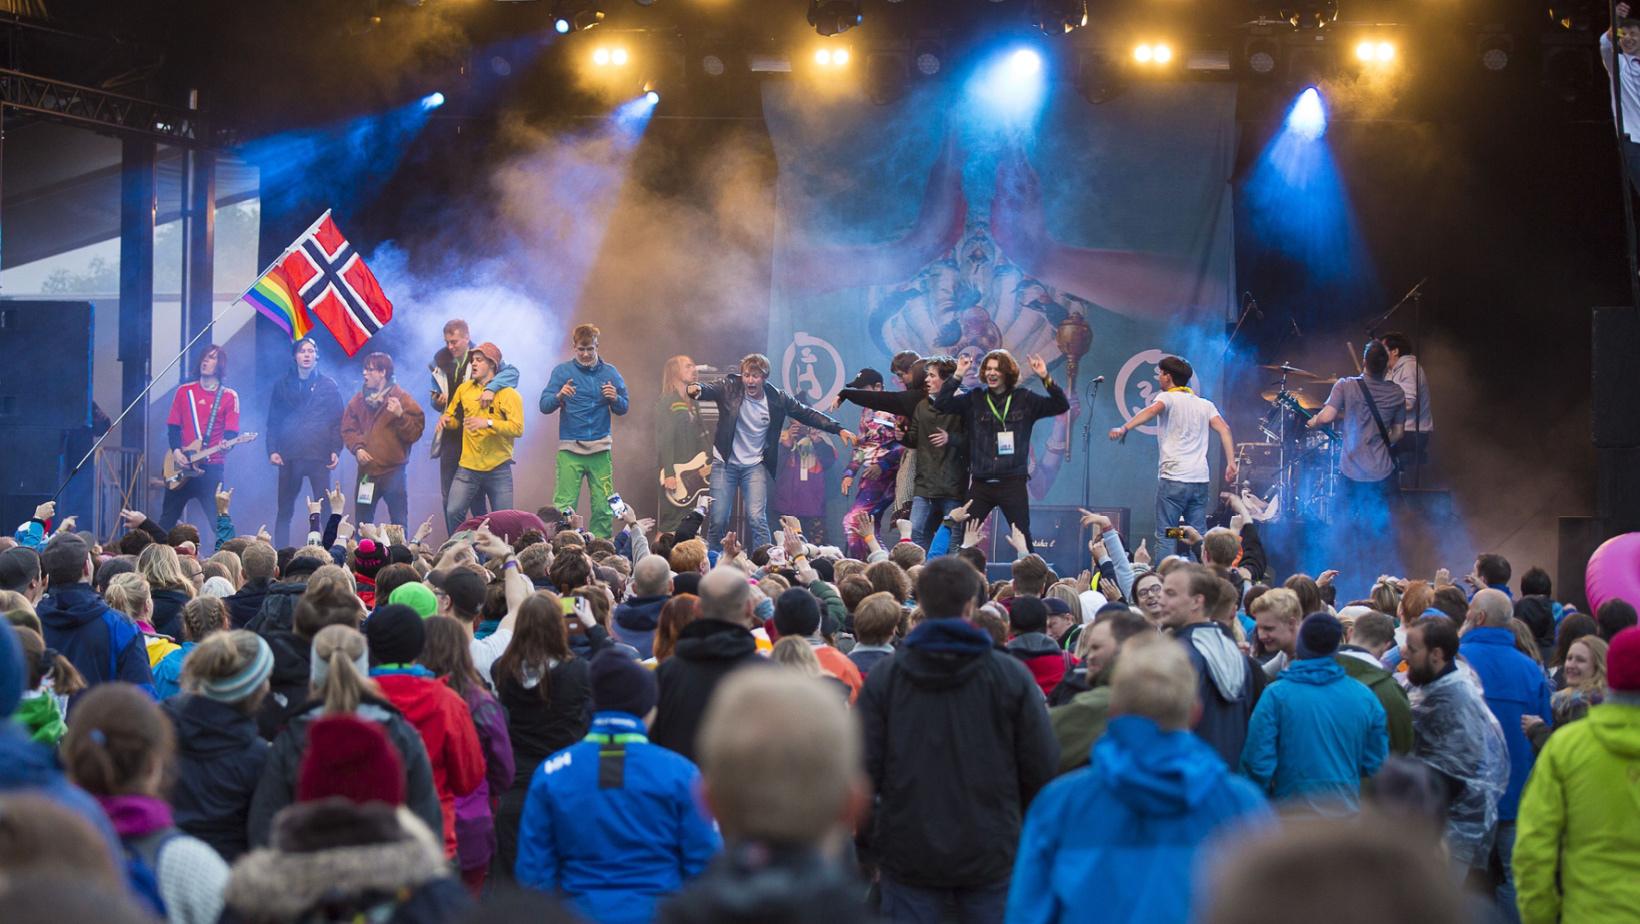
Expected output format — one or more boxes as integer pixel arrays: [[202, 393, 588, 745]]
[[1407, 660, 1437, 686]]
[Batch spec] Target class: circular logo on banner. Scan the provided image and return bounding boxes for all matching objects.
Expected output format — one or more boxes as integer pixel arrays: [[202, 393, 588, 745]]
[[781, 332, 844, 407], [1114, 348, 1166, 436]]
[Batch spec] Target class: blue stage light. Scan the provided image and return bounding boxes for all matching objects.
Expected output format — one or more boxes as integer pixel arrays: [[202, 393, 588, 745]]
[[645, 90, 660, 104], [1287, 86, 1326, 140], [1009, 49, 1043, 78], [421, 92, 445, 110], [969, 45, 1049, 121], [555, 18, 571, 33]]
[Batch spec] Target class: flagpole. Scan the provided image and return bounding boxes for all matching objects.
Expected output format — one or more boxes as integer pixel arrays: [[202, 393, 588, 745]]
[[235, 209, 332, 303]]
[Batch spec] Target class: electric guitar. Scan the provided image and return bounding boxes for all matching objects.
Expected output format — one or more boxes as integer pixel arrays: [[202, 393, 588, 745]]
[[162, 432, 259, 491], [1273, 392, 1340, 442], [660, 452, 712, 507]]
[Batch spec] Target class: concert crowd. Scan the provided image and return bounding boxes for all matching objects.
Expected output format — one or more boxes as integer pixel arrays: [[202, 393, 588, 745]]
[[0, 320, 1636, 924]]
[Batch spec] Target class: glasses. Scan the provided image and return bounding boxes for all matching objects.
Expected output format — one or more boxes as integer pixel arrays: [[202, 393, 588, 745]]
[[1136, 585, 1163, 598]]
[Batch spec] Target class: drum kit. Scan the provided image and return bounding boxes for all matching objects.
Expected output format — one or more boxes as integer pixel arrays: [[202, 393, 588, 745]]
[[1236, 363, 1343, 523]]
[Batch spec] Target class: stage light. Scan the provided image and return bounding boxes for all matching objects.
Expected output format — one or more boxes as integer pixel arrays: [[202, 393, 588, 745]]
[[594, 47, 611, 65], [1287, 86, 1326, 140], [808, 0, 863, 37], [1134, 44, 1153, 63], [1478, 33, 1512, 72], [1009, 48, 1043, 78], [555, 18, 571, 33], [913, 39, 943, 76], [420, 91, 445, 110], [591, 45, 630, 67], [612, 47, 629, 65], [1030, 0, 1088, 36], [702, 54, 725, 76], [1244, 36, 1279, 76], [1133, 43, 1173, 65], [552, 0, 604, 33], [813, 47, 851, 68], [646, 90, 660, 103], [1354, 39, 1394, 64]]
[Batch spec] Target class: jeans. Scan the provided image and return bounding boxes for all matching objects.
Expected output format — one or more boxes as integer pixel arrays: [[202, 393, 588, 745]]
[[554, 449, 615, 538], [878, 875, 1009, 924], [708, 460, 770, 551], [274, 457, 335, 547], [1155, 478, 1209, 551], [160, 462, 223, 533], [354, 465, 409, 528], [1492, 820, 1520, 924], [909, 496, 962, 549], [968, 476, 1032, 549], [446, 463, 514, 535]]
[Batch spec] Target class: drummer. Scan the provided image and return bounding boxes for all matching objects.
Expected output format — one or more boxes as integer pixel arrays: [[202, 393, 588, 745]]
[[1109, 355, 1239, 555]]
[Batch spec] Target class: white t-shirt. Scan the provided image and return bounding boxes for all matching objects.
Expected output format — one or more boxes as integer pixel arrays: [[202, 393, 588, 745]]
[[471, 628, 513, 688], [729, 391, 771, 466], [1155, 389, 1217, 483]]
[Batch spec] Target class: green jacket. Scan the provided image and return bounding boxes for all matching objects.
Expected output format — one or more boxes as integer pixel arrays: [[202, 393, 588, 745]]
[[1515, 701, 1640, 924], [1049, 668, 1113, 776], [1336, 652, 1414, 755], [13, 693, 65, 746], [808, 579, 848, 633]]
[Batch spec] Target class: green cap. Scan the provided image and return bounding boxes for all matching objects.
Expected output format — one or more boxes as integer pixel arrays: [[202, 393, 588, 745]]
[[388, 582, 439, 619]]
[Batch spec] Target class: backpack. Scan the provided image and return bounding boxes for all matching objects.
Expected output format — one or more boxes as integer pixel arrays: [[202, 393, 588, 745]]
[[122, 827, 182, 919]]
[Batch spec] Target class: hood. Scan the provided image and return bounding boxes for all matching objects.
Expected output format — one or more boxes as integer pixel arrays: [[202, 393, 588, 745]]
[[1462, 626, 1516, 649], [1282, 656, 1348, 686], [1588, 702, 1640, 759], [265, 631, 313, 688], [1177, 622, 1247, 701], [373, 672, 450, 726], [164, 694, 261, 758], [897, 619, 994, 690], [1006, 632, 1063, 659], [1513, 597, 1557, 648], [1091, 714, 1226, 814], [673, 618, 759, 664], [614, 594, 667, 632], [37, 585, 110, 630]]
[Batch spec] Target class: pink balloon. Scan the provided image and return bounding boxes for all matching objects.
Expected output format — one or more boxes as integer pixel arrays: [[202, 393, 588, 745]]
[[1585, 532, 1640, 614]]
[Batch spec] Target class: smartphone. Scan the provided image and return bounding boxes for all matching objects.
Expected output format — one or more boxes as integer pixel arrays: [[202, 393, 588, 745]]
[[1165, 527, 1186, 539], [608, 492, 628, 519], [560, 597, 577, 616]]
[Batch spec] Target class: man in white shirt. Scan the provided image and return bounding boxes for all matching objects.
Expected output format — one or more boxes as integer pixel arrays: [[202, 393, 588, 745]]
[[1603, 5, 1640, 191], [1381, 331, 1432, 468], [1109, 355, 1238, 552]]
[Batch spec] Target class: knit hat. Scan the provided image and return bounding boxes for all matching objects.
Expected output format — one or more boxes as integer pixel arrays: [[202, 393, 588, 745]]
[[297, 714, 405, 806], [363, 604, 426, 665], [0, 621, 24, 719], [353, 539, 388, 580], [772, 587, 821, 639], [441, 569, 487, 616], [589, 648, 658, 718], [1010, 595, 1048, 634], [1608, 626, 1640, 693], [1296, 612, 1345, 660], [200, 576, 236, 599], [386, 544, 415, 566], [199, 635, 275, 704], [388, 582, 438, 619]]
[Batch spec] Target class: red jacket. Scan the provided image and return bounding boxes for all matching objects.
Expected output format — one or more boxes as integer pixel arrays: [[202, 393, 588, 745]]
[[374, 671, 486, 858]]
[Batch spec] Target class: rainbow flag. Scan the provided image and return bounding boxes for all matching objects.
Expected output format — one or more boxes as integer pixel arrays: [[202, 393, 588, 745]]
[[240, 263, 314, 341]]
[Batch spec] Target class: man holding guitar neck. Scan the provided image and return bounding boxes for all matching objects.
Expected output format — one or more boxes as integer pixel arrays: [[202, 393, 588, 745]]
[[162, 344, 244, 531]]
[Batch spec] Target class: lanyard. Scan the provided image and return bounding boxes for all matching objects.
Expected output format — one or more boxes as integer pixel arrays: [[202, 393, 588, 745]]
[[986, 391, 1013, 426], [1167, 386, 1193, 394]]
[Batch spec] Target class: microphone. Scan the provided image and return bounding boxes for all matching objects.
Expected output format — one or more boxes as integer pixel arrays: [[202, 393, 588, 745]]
[[1243, 291, 1263, 320], [1092, 375, 1106, 383]]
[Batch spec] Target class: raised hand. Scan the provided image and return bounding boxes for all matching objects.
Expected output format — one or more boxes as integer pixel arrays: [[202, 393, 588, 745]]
[[385, 523, 406, 546], [961, 520, 985, 549], [326, 484, 347, 511], [1133, 538, 1152, 567], [55, 515, 78, 535], [335, 516, 355, 542], [215, 483, 234, 516], [327, 452, 339, 471], [1317, 569, 1339, 586], [1027, 353, 1049, 380], [33, 500, 55, 522], [1078, 508, 1110, 532], [780, 515, 804, 537], [359, 522, 380, 542], [306, 496, 322, 516], [1007, 525, 1030, 556], [947, 500, 974, 525], [1434, 567, 1453, 587], [721, 531, 741, 559], [120, 509, 146, 531], [895, 518, 914, 541], [256, 524, 272, 543], [783, 532, 806, 561], [413, 515, 436, 544], [954, 354, 974, 380]]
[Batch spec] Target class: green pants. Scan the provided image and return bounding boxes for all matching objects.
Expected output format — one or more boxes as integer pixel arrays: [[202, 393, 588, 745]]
[[555, 449, 615, 537]]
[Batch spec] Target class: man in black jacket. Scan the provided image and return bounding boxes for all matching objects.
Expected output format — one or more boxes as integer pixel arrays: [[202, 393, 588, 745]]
[[687, 353, 856, 551], [224, 540, 278, 628], [267, 338, 344, 547], [931, 349, 1068, 548], [650, 565, 771, 761], [859, 556, 1058, 922]]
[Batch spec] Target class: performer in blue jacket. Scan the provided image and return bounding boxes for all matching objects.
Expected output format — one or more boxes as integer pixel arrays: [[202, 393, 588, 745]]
[[516, 649, 721, 922], [539, 323, 630, 538]]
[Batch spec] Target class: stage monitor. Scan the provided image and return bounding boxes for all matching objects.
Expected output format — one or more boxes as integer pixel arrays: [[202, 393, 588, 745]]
[[0, 301, 93, 430]]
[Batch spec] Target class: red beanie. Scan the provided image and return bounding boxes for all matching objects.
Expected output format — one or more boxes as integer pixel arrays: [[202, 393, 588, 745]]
[[297, 715, 405, 807], [1608, 626, 1640, 693]]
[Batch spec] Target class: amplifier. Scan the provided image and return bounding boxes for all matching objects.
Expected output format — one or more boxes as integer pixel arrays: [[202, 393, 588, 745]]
[[985, 504, 1130, 578]]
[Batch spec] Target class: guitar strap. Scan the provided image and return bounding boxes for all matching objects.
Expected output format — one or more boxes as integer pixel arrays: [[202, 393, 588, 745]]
[[187, 383, 226, 461], [1359, 379, 1401, 475]]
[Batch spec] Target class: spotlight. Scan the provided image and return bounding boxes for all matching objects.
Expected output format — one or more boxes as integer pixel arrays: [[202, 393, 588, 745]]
[[1030, 0, 1088, 35], [808, 0, 863, 37], [1287, 86, 1326, 140], [612, 47, 629, 65], [646, 90, 660, 103], [913, 39, 943, 76], [1134, 44, 1153, 63], [814, 46, 851, 68], [1354, 39, 1395, 64], [1009, 48, 1043, 78], [1133, 43, 1173, 65], [1478, 33, 1512, 72], [420, 91, 445, 109], [594, 47, 611, 65], [1244, 37, 1279, 76], [702, 54, 725, 76], [553, 0, 604, 33]]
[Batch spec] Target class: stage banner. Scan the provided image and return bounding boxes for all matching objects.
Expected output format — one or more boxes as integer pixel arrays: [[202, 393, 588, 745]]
[[762, 79, 1238, 545]]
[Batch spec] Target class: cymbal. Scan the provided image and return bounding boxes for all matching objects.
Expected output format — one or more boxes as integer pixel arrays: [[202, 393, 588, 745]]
[[1260, 387, 1321, 410], [1258, 363, 1324, 380]]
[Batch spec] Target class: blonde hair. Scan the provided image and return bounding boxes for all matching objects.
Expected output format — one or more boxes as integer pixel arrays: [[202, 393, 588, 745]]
[[206, 550, 243, 589], [137, 543, 195, 599], [1047, 581, 1082, 615], [306, 563, 358, 596], [1250, 587, 1302, 625], [661, 355, 694, 397], [103, 572, 152, 622], [182, 631, 269, 712], [739, 353, 772, 376], [179, 597, 229, 643], [310, 624, 379, 716], [697, 669, 861, 843], [1559, 635, 1608, 703], [1110, 634, 1199, 731], [770, 636, 823, 677]]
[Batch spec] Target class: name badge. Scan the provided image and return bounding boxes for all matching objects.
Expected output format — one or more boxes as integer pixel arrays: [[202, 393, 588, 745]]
[[997, 431, 1016, 456], [357, 478, 375, 506]]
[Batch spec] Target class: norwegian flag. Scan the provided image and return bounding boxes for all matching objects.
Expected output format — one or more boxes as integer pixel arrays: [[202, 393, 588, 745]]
[[276, 210, 394, 357]]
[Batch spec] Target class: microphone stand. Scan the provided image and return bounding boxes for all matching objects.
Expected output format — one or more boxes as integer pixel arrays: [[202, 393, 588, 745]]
[[1365, 277, 1426, 336], [1364, 277, 1428, 490], [1081, 376, 1104, 510]]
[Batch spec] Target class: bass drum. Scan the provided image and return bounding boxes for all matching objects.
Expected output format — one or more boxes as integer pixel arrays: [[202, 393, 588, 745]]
[[1234, 442, 1280, 495]]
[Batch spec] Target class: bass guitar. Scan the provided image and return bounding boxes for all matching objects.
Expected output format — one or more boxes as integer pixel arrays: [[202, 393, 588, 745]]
[[660, 452, 712, 508], [162, 432, 259, 491]]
